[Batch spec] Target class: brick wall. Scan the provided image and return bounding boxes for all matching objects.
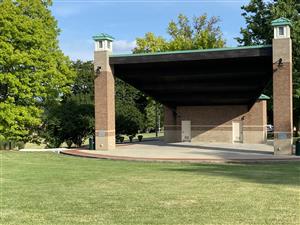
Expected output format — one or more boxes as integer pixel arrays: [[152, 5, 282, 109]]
[[164, 101, 267, 144]]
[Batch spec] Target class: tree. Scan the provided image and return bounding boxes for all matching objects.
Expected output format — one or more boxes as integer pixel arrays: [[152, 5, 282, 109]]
[[134, 32, 167, 54], [42, 100, 94, 148], [168, 14, 225, 50], [0, 0, 74, 142], [115, 77, 145, 136], [236, 0, 300, 135], [144, 98, 157, 132], [116, 102, 144, 137], [115, 78, 142, 105], [42, 60, 95, 148], [69, 60, 94, 103], [134, 13, 226, 53]]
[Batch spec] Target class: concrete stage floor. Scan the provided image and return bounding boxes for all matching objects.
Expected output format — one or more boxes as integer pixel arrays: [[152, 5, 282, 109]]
[[61, 140, 300, 163]]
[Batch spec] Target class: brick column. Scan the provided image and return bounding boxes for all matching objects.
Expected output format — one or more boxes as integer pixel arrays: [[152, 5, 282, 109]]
[[94, 50, 115, 150], [272, 19, 293, 155]]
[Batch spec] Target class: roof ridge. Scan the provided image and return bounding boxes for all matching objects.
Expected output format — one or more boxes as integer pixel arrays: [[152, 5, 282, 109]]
[[110, 45, 272, 58]]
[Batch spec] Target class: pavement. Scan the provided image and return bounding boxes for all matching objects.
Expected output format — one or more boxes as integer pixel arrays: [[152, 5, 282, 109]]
[[20, 148, 66, 153], [60, 140, 300, 163]]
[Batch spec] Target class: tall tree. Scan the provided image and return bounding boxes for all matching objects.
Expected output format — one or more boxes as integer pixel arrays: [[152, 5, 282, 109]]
[[168, 13, 225, 50], [115, 78, 145, 136], [0, 0, 74, 142], [134, 32, 167, 54], [236, 0, 300, 134], [134, 13, 226, 53], [69, 60, 94, 103], [42, 60, 95, 148]]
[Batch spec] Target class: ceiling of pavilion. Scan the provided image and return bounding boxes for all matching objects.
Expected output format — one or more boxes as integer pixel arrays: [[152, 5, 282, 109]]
[[109, 46, 273, 108]]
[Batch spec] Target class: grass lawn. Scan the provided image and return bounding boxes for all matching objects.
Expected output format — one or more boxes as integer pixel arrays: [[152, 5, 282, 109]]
[[1, 151, 300, 225]]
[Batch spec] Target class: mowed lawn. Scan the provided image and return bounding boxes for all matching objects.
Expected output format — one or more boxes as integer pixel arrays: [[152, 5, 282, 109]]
[[1, 152, 300, 225]]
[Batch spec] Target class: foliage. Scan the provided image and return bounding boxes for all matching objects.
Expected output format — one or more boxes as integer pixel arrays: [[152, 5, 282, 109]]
[[115, 78, 147, 135], [69, 60, 94, 103], [137, 134, 143, 142], [168, 13, 225, 50], [115, 79, 162, 135], [134, 13, 226, 53], [236, 0, 300, 132], [144, 98, 157, 132], [41, 60, 95, 147], [41, 103, 63, 148], [0, 0, 74, 142], [116, 102, 144, 136], [133, 32, 167, 53], [115, 78, 142, 105], [42, 100, 94, 148], [143, 98, 164, 133]]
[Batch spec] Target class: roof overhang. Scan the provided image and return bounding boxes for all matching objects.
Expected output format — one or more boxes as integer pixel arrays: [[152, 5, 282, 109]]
[[109, 45, 273, 107]]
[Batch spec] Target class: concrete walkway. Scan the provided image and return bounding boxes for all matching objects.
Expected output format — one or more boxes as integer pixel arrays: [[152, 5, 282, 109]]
[[61, 141, 300, 163]]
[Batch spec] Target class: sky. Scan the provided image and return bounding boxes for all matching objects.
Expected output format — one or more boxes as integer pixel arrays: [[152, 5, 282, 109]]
[[50, 0, 250, 61]]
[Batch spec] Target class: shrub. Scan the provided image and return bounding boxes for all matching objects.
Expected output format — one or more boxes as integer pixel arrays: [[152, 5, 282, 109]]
[[42, 100, 94, 148], [138, 135, 143, 142], [119, 136, 125, 143], [116, 103, 144, 137], [129, 135, 134, 143]]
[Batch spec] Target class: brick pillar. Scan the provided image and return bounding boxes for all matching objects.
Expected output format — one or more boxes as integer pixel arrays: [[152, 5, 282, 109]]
[[94, 50, 115, 150], [272, 19, 293, 155]]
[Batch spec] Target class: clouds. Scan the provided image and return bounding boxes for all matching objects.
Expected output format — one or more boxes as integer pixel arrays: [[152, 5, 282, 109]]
[[113, 40, 136, 54]]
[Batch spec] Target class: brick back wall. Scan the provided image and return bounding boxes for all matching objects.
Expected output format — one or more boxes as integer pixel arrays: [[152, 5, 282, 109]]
[[164, 101, 267, 144], [176, 105, 248, 126]]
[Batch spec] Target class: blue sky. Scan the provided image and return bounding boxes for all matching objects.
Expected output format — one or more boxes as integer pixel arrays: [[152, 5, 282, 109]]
[[51, 0, 250, 61]]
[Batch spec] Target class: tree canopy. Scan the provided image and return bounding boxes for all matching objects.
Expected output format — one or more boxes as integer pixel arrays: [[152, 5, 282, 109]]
[[0, 0, 74, 142], [134, 13, 226, 53]]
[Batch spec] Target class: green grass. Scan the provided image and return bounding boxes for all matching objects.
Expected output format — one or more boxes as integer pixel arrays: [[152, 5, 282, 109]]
[[1, 152, 300, 225]]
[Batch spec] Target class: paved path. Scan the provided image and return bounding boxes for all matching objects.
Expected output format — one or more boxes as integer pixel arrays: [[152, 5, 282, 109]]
[[61, 141, 300, 163]]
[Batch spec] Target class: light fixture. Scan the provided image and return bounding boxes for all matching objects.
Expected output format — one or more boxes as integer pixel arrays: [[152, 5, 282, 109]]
[[278, 58, 283, 66], [96, 66, 101, 75]]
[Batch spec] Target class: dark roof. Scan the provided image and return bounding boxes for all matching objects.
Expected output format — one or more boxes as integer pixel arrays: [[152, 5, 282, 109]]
[[109, 45, 273, 107]]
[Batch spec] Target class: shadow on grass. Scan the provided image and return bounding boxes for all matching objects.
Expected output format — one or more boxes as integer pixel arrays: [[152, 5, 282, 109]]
[[161, 162, 300, 186]]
